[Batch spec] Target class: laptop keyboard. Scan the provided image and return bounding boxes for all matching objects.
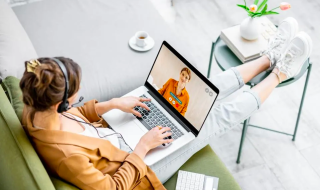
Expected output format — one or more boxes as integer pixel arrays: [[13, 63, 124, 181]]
[[133, 94, 184, 140]]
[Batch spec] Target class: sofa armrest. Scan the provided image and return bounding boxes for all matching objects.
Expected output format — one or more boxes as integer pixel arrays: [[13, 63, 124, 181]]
[[0, 85, 55, 190]]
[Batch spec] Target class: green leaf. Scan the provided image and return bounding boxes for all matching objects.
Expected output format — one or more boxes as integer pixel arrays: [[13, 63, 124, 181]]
[[257, 0, 268, 12], [248, 11, 261, 18], [237, 4, 249, 11], [262, 11, 279, 15], [254, 0, 259, 5], [261, 4, 267, 14], [250, 12, 262, 15], [252, 12, 263, 17], [253, 13, 262, 16], [248, 11, 255, 17]]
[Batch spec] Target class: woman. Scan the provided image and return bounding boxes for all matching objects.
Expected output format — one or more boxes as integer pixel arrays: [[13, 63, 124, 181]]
[[158, 67, 191, 116], [21, 18, 312, 189]]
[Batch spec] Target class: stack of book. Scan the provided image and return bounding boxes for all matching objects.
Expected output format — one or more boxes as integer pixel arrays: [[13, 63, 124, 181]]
[[220, 17, 277, 63]]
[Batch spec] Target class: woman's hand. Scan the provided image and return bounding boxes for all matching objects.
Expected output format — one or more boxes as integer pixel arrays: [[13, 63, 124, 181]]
[[114, 96, 151, 117], [133, 127, 173, 159]]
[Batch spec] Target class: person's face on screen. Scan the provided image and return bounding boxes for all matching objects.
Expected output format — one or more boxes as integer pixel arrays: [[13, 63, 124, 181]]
[[179, 71, 190, 89]]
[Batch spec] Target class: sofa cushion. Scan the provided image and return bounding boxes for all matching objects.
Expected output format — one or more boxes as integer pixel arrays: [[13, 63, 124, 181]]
[[50, 177, 79, 190], [164, 145, 241, 190], [0, 0, 38, 78], [2, 76, 24, 122]]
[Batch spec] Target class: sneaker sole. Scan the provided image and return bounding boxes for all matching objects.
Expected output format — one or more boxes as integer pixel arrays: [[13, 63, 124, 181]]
[[293, 31, 313, 77]]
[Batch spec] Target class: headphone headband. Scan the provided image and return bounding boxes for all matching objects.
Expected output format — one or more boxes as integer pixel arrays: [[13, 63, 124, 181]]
[[51, 58, 69, 113]]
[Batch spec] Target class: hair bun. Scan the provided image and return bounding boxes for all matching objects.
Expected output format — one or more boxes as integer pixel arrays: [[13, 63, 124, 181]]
[[34, 64, 59, 89], [20, 57, 81, 112]]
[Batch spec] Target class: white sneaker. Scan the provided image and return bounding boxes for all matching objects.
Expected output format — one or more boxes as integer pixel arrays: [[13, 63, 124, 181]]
[[262, 17, 299, 68], [276, 32, 313, 81]]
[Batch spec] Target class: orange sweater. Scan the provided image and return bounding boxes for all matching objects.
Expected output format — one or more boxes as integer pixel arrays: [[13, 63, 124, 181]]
[[158, 78, 190, 116]]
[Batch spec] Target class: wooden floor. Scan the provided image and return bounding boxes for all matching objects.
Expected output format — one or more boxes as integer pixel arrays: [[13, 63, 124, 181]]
[[150, 0, 320, 189]]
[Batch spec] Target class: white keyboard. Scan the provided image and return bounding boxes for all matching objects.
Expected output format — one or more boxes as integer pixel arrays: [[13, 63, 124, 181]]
[[176, 170, 219, 190]]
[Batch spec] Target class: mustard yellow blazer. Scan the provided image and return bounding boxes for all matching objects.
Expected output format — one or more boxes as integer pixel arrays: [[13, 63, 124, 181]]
[[23, 100, 165, 190]]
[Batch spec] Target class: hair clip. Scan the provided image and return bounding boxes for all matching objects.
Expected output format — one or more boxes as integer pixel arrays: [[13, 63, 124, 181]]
[[27, 59, 41, 73]]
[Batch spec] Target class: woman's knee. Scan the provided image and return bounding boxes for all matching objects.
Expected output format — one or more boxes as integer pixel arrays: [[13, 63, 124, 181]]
[[211, 104, 240, 136]]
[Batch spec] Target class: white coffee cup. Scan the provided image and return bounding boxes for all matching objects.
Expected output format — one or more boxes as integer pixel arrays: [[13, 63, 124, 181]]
[[135, 31, 148, 47]]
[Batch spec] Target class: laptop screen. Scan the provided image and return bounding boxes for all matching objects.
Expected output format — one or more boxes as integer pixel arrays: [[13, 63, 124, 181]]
[[146, 42, 218, 132]]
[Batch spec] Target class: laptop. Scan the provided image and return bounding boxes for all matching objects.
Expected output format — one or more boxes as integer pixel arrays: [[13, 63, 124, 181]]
[[102, 41, 219, 166]]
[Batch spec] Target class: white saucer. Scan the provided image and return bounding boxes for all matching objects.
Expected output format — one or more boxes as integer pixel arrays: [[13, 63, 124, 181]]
[[129, 36, 155, 52]]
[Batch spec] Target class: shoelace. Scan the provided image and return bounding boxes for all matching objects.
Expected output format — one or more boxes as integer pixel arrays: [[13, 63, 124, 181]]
[[279, 48, 300, 77], [260, 33, 286, 57]]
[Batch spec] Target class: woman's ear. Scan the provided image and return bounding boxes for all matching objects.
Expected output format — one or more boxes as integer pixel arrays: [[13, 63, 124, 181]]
[[52, 101, 62, 112]]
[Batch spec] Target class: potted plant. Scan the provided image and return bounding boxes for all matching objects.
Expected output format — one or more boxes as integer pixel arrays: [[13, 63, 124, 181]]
[[237, 0, 291, 40]]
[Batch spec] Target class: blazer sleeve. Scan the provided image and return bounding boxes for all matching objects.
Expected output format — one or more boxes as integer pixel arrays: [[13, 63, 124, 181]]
[[58, 153, 147, 190]]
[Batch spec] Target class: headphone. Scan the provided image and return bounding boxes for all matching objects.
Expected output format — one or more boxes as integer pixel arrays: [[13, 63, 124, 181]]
[[51, 58, 131, 149], [51, 58, 70, 113]]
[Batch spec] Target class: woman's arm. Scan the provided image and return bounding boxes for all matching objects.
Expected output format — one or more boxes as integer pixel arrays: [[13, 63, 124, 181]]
[[95, 98, 118, 116], [96, 97, 151, 117], [57, 127, 172, 190], [74, 98, 151, 123]]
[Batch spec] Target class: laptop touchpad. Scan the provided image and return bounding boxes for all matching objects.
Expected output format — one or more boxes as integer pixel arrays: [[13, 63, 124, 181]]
[[115, 121, 145, 150]]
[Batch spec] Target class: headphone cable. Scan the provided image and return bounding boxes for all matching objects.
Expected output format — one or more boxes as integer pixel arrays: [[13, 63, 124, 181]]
[[61, 114, 132, 151]]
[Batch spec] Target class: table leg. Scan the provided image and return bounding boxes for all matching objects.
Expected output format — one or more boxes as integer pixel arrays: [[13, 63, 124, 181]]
[[292, 63, 312, 141], [207, 42, 215, 78], [236, 117, 250, 164]]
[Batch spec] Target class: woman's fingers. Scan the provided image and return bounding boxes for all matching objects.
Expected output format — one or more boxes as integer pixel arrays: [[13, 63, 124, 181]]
[[159, 127, 171, 133], [161, 132, 172, 138], [162, 138, 174, 144], [140, 98, 151, 102], [135, 96, 151, 102], [132, 110, 142, 117], [137, 102, 150, 111]]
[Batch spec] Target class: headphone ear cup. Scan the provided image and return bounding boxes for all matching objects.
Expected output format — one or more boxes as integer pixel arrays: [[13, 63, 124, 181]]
[[57, 100, 69, 113], [65, 100, 69, 111], [57, 103, 63, 113]]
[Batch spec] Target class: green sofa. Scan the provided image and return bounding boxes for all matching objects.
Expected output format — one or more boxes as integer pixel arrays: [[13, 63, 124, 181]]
[[0, 77, 241, 190]]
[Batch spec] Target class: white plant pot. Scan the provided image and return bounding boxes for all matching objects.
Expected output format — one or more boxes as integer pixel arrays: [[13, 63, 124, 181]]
[[240, 17, 261, 41]]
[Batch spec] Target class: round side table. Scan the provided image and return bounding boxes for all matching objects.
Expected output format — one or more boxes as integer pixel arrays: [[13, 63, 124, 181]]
[[207, 36, 313, 164]]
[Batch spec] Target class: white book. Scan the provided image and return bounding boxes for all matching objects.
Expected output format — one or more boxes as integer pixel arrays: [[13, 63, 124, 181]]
[[220, 17, 277, 63]]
